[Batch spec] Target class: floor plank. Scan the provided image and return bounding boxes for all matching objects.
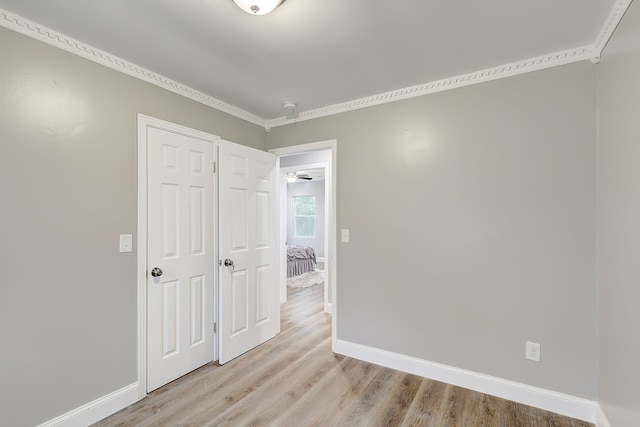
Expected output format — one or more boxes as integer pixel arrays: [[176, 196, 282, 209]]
[[94, 284, 593, 427]]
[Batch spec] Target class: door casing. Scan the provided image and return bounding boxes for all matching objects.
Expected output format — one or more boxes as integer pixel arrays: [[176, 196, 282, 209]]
[[136, 118, 337, 398], [269, 140, 338, 352]]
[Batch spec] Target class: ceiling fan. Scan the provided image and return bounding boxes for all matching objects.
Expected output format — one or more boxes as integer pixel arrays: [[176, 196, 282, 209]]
[[286, 172, 313, 182]]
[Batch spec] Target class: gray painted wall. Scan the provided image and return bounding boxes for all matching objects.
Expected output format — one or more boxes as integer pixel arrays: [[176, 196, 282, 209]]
[[597, 1, 640, 425], [7, 10, 634, 423], [267, 62, 598, 399], [0, 27, 265, 427], [287, 180, 326, 257]]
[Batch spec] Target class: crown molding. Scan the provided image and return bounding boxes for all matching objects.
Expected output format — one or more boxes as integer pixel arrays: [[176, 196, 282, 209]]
[[265, 45, 593, 129], [1, 1, 630, 132], [591, 0, 633, 63], [0, 8, 267, 128], [265, 0, 632, 129]]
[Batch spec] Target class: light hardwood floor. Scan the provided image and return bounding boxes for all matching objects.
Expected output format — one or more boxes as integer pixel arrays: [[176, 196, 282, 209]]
[[94, 284, 593, 427]]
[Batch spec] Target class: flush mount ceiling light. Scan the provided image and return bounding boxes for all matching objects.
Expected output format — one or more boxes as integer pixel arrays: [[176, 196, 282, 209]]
[[233, 0, 284, 15], [286, 172, 297, 183]]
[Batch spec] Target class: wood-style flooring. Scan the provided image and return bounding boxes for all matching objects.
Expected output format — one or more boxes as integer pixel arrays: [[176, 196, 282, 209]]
[[94, 284, 593, 427]]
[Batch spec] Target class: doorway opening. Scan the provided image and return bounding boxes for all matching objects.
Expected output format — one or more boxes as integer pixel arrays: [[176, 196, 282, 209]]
[[269, 140, 337, 351], [279, 162, 328, 310]]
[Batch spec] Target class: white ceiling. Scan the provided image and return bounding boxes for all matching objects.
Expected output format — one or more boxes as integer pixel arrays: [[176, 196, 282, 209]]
[[0, 0, 617, 120]]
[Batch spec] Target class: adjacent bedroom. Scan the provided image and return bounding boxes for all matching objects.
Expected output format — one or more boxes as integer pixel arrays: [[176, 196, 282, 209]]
[[280, 150, 330, 300], [284, 167, 326, 291]]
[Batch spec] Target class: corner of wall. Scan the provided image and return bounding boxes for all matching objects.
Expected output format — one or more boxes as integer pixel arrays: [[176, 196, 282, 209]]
[[334, 339, 598, 424], [596, 404, 613, 427], [36, 383, 139, 427]]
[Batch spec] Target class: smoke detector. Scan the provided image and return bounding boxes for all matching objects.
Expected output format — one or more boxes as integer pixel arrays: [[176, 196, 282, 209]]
[[283, 101, 297, 110]]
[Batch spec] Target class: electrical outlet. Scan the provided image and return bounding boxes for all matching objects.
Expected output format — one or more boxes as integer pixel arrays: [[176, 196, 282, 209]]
[[526, 341, 541, 362]]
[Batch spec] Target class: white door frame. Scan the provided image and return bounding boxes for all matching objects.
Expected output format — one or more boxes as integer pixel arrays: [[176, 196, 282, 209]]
[[269, 140, 337, 351], [136, 114, 220, 398], [279, 162, 329, 312]]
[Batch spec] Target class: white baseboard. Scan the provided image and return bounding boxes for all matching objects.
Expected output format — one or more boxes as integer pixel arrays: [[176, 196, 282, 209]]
[[333, 339, 597, 423], [37, 382, 139, 427], [597, 404, 612, 427], [324, 302, 333, 314]]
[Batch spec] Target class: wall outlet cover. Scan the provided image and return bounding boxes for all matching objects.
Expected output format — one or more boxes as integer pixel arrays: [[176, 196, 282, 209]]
[[526, 341, 541, 362]]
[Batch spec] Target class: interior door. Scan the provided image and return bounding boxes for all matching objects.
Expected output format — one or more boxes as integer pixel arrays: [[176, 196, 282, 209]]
[[218, 140, 279, 364], [147, 126, 216, 391]]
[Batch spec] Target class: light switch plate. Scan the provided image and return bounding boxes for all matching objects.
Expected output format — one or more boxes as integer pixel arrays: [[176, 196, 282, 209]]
[[341, 229, 350, 243], [119, 234, 133, 253]]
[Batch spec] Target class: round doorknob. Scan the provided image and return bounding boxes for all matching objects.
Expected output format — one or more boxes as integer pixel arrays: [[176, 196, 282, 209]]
[[223, 259, 235, 268], [151, 267, 163, 277]]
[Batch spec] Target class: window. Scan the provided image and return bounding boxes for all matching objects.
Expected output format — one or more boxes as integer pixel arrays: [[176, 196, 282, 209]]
[[294, 196, 316, 237]]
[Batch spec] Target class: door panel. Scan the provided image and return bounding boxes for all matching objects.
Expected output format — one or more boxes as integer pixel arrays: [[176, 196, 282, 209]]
[[231, 270, 249, 336], [219, 140, 279, 364], [190, 275, 205, 345], [190, 187, 204, 255], [147, 127, 215, 392], [231, 188, 248, 250], [256, 266, 270, 324], [162, 279, 179, 356]]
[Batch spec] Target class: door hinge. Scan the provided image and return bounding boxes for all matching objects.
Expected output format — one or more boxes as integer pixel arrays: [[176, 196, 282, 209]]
[[213, 323, 217, 333], [213, 161, 216, 173]]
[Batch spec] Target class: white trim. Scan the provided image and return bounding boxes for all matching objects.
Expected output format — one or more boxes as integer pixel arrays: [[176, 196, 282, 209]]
[[265, 45, 593, 129], [136, 115, 148, 399], [269, 140, 337, 348], [591, 0, 634, 63], [596, 404, 613, 427], [276, 164, 289, 305], [137, 114, 220, 396], [333, 339, 597, 424], [0, 8, 265, 128], [324, 302, 333, 314], [1, 1, 631, 130], [36, 383, 138, 427]]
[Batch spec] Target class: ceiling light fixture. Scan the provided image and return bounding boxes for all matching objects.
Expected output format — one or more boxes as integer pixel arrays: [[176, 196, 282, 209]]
[[233, 0, 284, 15], [286, 172, 297, 183]]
